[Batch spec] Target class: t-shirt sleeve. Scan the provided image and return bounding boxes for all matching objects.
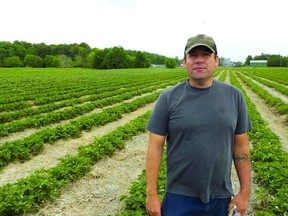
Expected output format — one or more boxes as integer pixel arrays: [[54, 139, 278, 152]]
[[146, 92, 168, 136], [235, 93, 252, 134]]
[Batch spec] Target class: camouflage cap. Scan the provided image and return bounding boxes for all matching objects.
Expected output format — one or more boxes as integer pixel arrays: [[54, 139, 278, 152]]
[[184, 34, 217, 55]]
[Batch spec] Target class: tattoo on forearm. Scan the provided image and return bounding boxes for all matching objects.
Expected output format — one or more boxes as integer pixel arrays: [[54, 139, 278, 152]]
[[233, 153, 251, 163]]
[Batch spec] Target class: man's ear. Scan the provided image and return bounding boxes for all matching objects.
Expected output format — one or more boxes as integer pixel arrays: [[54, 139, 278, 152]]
[[182, 57, 187, 68], [215, 55, 219, 67]]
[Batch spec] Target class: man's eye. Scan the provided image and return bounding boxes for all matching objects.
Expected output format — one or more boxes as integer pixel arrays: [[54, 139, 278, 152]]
[[189, 52, 211, 58], [189, 53, 198, 58]]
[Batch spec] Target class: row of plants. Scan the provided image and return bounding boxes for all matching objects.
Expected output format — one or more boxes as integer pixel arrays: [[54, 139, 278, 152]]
[[0, 68, 187, 110], [0, 82, 135, 118], [217, 69, 227, 82], [0, 77, 182, 124], [0, 91, 162, 169], [0, 74, 103, 103], [0, 68, 186, 97], [0, 70, 124, 97], [236, 72, 288, 122], [0, 75, 152, 108], [116, 71, 288, 215], [239, 67, 288, 86], [0, 78, 183, 138], [212, 68, 222, 78], [0, 77, 157, 112], [0, 101, 31, 113], [0, 78, 115, 104], [2, 72, 180, 106], [0, 109, 153, 215], [240, 71, 288, 96]]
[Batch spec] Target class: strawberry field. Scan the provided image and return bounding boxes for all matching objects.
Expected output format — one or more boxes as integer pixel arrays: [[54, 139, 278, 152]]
[[0, 67, 287, 215]]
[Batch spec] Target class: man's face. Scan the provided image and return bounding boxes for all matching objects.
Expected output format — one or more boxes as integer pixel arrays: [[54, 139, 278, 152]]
[[183, 46, 219, 83]]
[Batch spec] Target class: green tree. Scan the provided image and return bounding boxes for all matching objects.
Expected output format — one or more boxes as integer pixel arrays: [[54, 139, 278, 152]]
[[254, 53, 269, 60], [44, 55, 59, 67], [34, 42, 51, 58], [282, 56, 288, 67], [73, 55, 85, 67], [84, 52, 95, 68], [58, 55, 73, 68], [13, 41, 27, 60], [23, 54, 43, 67], [102, 47, 129, 69], [245, 55, 253, 66], [164, 58, 177, 68], [78, 42, 91, 58], [68, 43, 80, 59], [127, 55, 136, 68], [92, 49, 106, 69], [268, 54, 281, 67], [3, 56, 23, 67], [0, 42, 15, 61], [134, 51, 151, 68]]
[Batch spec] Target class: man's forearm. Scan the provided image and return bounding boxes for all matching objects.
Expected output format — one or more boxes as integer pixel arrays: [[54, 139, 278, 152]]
[[233, 146, 251, 195], [146, 133, 165, 196], [146, 147, 163, 196], [233, 133, 251, 195]]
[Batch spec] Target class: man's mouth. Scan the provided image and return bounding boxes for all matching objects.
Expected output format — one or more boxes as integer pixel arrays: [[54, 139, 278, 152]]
[[193, 67, 206, 70]]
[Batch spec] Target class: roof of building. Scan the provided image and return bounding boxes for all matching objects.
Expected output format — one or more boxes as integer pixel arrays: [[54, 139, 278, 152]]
[[250, 60, 268, 63]]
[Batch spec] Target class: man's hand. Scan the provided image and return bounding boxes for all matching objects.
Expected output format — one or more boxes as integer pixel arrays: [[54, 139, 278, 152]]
[[228, 192, 250, 216], [146, 194, 162, 216]]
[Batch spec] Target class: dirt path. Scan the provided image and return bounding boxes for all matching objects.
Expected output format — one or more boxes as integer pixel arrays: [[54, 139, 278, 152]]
[[234, 72, 288, 152], [239, 72, 288, 104], [0, 103, 155, 186]]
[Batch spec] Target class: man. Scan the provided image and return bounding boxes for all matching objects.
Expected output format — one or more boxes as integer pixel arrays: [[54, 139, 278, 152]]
[[145, 34, 252, 216]]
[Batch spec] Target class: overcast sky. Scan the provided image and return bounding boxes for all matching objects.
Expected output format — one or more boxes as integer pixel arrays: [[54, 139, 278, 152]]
[[1, 0, 287, 62]]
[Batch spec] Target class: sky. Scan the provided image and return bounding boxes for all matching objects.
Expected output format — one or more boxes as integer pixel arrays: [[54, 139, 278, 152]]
[[1, 0, 287, 62]]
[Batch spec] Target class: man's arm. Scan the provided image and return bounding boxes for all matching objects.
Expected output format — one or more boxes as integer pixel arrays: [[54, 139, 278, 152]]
[[229, 133, 251, 215], [146, 132, 165, 216]]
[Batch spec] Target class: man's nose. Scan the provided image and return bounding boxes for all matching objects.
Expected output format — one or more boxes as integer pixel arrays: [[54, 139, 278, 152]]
[[194, 54, 205, 61]]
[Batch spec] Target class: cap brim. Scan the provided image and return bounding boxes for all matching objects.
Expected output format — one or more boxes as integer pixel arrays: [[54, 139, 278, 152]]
[[185, 44, 215, 55]]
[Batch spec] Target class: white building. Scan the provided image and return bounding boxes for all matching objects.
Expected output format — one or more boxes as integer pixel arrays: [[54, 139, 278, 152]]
[[220, 58, 232, 67]]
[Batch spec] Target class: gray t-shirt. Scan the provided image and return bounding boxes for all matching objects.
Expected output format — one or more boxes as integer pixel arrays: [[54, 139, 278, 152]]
[[146, 80, 252, 203]]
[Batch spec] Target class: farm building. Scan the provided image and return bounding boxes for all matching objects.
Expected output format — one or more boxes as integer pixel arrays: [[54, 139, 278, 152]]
[[220, 58, 232, 67], [250, 60, 268, 67]]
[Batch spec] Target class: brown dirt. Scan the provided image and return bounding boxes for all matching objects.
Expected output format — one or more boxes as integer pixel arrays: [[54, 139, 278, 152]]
[[241, 73, 288, 104], [235, 72, 288, 151]]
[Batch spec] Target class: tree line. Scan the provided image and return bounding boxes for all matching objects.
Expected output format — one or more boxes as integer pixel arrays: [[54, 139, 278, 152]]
[[245, 53, 288, 67], [0, 41, 178, 69], [5, 40, 286, 68]]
